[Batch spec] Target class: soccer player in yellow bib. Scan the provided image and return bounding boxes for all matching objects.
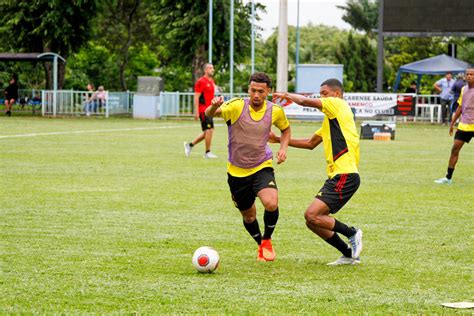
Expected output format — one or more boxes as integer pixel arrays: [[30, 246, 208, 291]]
[[435, 67, 474, 184], [206, 72, 291, 262], [271, 78, 363, 266]]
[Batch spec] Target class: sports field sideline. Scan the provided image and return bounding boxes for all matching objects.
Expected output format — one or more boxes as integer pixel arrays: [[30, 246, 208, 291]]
[[1, 117, 472, 313]]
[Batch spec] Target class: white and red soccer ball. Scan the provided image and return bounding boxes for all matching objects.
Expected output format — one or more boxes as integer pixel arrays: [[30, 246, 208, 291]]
[[192, 246, 220, 273]]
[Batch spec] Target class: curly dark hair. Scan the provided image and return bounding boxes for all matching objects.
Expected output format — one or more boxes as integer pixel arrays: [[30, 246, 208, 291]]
[[248, 72, 272, 88]]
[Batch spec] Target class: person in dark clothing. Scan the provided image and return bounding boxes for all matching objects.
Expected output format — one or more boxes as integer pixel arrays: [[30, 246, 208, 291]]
[[4, 75, 18, 117], [405, 81, 417, 94], [450, 73, 465, 119]]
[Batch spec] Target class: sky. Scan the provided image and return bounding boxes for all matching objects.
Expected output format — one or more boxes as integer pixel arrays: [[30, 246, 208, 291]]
[[253, 0, 351, 39]]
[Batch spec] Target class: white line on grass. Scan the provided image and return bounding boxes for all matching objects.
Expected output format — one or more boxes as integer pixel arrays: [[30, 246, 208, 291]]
[[0, 124, 225, 139]]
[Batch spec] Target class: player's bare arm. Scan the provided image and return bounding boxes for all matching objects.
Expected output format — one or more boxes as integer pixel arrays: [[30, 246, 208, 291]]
[[269, 130, 322, 150], [276, 126, 291, 164], [273, 92, 323, 110], [449, 105, 462, 136], [193, 92, 200, 120], [205, 96, 224, 117]]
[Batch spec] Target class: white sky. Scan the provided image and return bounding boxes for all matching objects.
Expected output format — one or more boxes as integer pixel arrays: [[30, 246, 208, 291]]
[[253, 0, 351, 39]]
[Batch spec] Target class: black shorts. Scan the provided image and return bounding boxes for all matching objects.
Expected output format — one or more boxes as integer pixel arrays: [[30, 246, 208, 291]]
[[199, 112, 214, 131], [227, 167, 277, 211], [454, 129, 474, 143], [315, 173, 360, 214]]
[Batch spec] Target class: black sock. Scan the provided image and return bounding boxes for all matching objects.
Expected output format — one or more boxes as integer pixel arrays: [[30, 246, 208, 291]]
[[325, 233, 352, 257], [333, 219, 357, 238], [263, 208, 279, 240], [206, 150, 210, 153], [446, 167, 454, 180], [243, 219, 262, 245], [189, 143, 194, 147]]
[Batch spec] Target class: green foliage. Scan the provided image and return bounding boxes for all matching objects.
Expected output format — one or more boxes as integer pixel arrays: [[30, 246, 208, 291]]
[[0, 118, 473, 313], [65, 42, 118, 90], [150, 0, 260, 90], [384, 37, 447, 93], [336, 33, 377, 92], [258, 24, 349, 92], [0, 0, 99, 88], [0, 0, 98, 54], [337, 0, 378, 37], [158, 65, 193, 92], [92, 0, 156, 90]]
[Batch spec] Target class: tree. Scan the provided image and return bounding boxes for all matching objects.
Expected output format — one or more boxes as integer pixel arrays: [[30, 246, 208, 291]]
[[337, 0, 378, 38], [150, 0, 261, 89], [335, 33, 377, 92], [93, 0, 156, 90], [259, 24, 348, 92], [0, 0, 99, 88]]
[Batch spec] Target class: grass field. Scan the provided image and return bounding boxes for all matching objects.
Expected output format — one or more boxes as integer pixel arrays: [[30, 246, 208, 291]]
[[0, 116, 473, 314]]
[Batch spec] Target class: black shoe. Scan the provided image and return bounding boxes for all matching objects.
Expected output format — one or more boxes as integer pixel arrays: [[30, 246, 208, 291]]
[[6, 110, 11, 116]]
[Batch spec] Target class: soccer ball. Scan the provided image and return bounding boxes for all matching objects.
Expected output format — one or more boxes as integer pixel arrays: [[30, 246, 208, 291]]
[[192, 246, 220, 273]]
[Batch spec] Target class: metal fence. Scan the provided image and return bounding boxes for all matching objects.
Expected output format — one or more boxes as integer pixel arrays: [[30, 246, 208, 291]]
[[23, 89, 446, 122], [413, 94, 443, 123], [158, 92, 447, 123], [42, 90, 133, 117], [159, 92, 248, 117]]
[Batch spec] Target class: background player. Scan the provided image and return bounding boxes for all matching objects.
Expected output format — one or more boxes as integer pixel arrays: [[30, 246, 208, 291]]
[[184, 63, 218, 158]]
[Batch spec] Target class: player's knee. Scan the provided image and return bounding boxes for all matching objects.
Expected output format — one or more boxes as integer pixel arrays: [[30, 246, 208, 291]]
[[263, 200, 278, 212], [242, 213, 256, 223], [304, 209, 316, 224], [305, 210, 325, 227]]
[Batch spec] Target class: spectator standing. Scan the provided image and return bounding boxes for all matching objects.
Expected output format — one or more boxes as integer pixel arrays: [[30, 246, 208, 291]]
[[94, 85, 106, 113], [405, 81, 417, 94], [4, 75, 18, 117], [450, 73, 465, 118], [434, 72, 454, 124]]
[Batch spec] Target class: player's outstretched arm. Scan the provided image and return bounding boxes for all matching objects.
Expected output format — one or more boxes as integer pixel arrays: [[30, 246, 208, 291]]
[[205, 96, 224, 117], [269, 131, 322, 150], [273, 92, 323, 110]]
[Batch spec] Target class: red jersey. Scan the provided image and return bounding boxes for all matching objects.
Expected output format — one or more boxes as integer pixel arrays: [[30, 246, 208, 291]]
[[194, 76, 215, 114]]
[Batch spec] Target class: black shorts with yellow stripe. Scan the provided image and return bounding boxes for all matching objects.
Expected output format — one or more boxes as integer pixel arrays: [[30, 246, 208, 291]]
[[199, 112, 214, 131], [315, 173, 360, 214], [227, 167, 277, 211]]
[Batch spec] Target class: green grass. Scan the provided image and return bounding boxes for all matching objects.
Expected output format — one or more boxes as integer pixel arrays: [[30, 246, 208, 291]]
[[0, 116, 473, 314]]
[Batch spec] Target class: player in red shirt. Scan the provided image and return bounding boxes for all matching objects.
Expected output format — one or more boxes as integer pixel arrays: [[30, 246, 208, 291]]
[[184, 63, 218, 158]]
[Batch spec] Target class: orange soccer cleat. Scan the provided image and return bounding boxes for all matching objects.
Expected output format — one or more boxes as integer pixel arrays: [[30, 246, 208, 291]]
[[257, 244, 267, 262], [260, 239, 276, 261]]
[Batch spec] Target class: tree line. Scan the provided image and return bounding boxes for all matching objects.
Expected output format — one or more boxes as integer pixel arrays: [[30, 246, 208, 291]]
[[0, 0, 471, 93]]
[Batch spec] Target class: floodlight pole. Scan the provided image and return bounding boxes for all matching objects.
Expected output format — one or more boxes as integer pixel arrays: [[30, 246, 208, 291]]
[[251, 0, 255, 74], [376, 0, 384, 92], [276, 0, 288, 92], [230, 0, 234, 97], [295, 0, 300, 92], [209, 0, 213, 63]]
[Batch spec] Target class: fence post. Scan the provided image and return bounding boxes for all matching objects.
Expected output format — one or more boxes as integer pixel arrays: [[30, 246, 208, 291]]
[[105, 91, 109, 118], [41, 90, 45, 116]]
